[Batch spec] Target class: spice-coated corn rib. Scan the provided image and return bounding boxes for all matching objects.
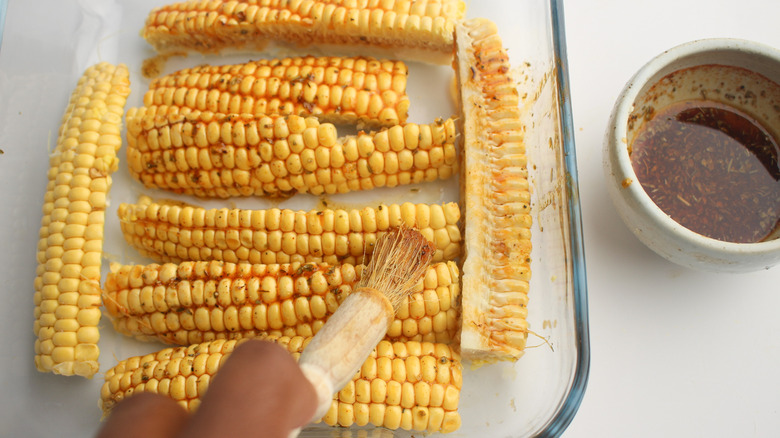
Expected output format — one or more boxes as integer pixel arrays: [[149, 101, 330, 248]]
[[142, 56, 410, 128], [125, 109, 457, 198], [33, 62, 131, 377], [118, 196, 462, 265], [103, 260, 460, 345], [142, 0, 466, 65], [100, 337, 462, 433], [455, 19, 532, 362]]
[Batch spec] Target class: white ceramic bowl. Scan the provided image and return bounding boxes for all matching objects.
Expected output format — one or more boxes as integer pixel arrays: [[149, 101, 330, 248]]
[[604, 38, 780, 272]]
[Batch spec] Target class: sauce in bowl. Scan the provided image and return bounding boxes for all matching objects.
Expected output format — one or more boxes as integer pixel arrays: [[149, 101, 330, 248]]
[[631, 99, 780, 243]]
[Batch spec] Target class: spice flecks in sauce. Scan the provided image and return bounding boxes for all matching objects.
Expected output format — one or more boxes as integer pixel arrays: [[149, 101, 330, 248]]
[[631, 99, 780, 243]]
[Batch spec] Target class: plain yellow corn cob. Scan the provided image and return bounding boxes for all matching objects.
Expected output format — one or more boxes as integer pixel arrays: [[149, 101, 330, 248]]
[[117, 196, 462, 265], [141, 56, 410, 127], [455, 19, 532, 362], [142, 0, 466, 65], [103, 260, 460, 345], [33, 62, 131, 377], [100, 337, 462, 433], [125, 109, 457, 198]]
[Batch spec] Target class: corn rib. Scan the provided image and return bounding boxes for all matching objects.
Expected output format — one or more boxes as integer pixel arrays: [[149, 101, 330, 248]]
[[117, 196, 462, 265], [455, 19, 532, 362], [33, 62, 131, 377], [103, 260, 460, 345], [125, 109, 457, 198], [100, 337, 462, 432], [142, 0, 467, 65], [141, 56, 411, 128]]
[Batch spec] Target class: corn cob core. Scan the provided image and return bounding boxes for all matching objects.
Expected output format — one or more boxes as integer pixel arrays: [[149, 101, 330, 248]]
[[142, 0, 467, 65], [125, 108, 457, 198], [142, 56, 410, 128], [103, 260, 460, 345], [455, 18, 532, 362], [117, 196, 462, 265], [33, 62, 131, 377], [100, 337, 463, 433]]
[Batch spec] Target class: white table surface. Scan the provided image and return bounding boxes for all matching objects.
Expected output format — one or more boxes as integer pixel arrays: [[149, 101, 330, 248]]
[[563, 1, 780, 437], [1, 1, 779, 437]]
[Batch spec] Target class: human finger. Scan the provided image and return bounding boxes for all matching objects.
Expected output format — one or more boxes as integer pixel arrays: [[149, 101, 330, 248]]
[[176, 339, 317, 438], [95, 391, 188, 438]]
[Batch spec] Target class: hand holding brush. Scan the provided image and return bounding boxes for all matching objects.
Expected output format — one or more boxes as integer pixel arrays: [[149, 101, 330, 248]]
[[96, 226, 435, 438]]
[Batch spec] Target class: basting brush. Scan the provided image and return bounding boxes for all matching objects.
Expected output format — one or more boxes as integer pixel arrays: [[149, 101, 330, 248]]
[[295, 226, 435, 430]]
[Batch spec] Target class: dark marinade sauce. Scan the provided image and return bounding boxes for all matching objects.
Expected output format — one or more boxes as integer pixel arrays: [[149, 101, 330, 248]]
[[631, 99, 780, 243]]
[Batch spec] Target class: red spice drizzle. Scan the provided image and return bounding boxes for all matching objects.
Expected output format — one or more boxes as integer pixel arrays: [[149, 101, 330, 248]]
[[631, 99, 780, 243]]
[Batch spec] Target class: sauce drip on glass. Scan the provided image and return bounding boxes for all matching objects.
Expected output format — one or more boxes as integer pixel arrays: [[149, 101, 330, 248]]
[[631, 99, 780, 243]]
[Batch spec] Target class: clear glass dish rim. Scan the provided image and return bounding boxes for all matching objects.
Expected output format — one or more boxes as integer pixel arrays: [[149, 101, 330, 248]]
[[538, 1, 591, 437], [0, 0, 8, 51]]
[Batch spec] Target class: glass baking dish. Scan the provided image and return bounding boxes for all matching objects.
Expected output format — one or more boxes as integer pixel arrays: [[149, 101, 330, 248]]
[[0, 0, 589, 436]]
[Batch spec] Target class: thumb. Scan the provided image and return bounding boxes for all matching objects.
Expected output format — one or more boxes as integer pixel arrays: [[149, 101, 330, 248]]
[[177, 339, 318, 438]]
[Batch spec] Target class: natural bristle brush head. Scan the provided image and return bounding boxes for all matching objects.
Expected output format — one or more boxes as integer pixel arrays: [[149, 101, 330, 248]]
[[357, 226, 436, 310]]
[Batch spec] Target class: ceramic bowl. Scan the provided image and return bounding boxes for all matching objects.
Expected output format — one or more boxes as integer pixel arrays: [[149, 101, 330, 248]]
[[604, 38, 780, 272]]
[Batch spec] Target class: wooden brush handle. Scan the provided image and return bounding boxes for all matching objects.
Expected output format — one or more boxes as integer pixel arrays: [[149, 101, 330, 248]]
[[298, 287, 394, 421]]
